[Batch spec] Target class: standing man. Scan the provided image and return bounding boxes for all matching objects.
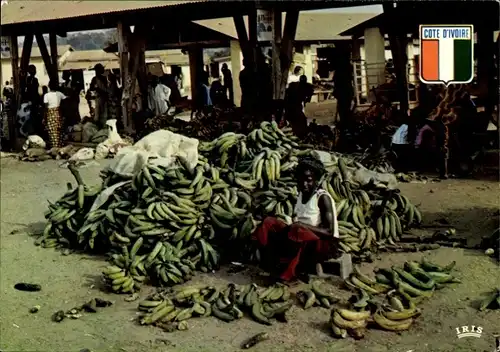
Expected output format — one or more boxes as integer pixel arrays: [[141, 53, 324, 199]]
[[2, 80, 13, 99], [287, 66, 303, 87], [285, 75, 314, 137], [221, 63, 234, 106], [23, 65, 42, 135], [88, 63, 109, 128], [239, 58, 255, 112], [61, 70, 81, 130], [147, 75, 171, 116], [391, 120, 411, 171]]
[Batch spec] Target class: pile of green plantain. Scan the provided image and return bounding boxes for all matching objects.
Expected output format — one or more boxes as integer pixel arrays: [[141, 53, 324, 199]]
[[310, 258, 460, 339], [478, 288, 500, 311], [136, 282, 293, 330], [39, 121, 424, 295]]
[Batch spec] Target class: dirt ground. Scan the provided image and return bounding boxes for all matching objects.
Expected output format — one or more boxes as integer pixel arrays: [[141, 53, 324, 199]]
[[1, 157, 499, 352]]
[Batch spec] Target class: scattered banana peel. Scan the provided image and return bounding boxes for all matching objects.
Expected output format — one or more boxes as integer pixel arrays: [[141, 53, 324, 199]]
[[478, 288, 500, 311], [242, 332, 269, 349], [52, 298, 113, 323]]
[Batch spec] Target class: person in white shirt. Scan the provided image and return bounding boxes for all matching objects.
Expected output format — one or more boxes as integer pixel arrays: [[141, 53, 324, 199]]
[[43, 80, 67, 148], [391, 121, 415, 171], [392, 123, 409, 145], [148, 75, 171, 116], [287, 66, 303, 87], [253, 157, 339, 282]]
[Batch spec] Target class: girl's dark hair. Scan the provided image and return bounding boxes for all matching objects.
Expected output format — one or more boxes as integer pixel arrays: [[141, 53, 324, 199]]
[[48, 80, 58, 91], [293, 66, 303, 75], [295, 156, 326, 180]]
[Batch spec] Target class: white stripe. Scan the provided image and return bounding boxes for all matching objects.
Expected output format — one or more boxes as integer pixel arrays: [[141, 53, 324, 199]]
[[439, 39, 455, 83]]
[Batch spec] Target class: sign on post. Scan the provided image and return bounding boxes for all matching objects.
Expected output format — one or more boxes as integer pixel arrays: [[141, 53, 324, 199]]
[[1, 36, 10, 55], [419, 25, 474, 86], [257, 9, 273, 42]]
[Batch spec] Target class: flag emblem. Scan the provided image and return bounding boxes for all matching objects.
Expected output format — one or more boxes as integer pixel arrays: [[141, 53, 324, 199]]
[[419, 25, 474, 86]]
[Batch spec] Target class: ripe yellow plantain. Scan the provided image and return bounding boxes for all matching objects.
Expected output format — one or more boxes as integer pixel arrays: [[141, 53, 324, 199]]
[[337, 308, 371, 321], [373, 310, 413, 331], [331, 310, 367, 329]]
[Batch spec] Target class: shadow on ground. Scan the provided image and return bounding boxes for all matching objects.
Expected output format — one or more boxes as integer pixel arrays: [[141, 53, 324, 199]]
[[420, 206, 499, 245]]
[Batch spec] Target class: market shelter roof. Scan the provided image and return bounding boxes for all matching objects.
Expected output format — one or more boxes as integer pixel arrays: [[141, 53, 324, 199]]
[[0, 0, 214, 35], [0, 0, 205, 25], [59, 50, 119, 70], [0, 44, 73, 59], [194, 11, 381, 42], [1, 0, 383, 37], [103, 21, 233, 52], [340, 2, 500, 38]]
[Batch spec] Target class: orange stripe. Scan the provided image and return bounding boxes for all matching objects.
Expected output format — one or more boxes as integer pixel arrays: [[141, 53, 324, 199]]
[[421, 40, 439, 81]]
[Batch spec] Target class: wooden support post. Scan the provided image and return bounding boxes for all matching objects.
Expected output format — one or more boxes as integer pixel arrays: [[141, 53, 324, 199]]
[[476, 26, 496, 115], [388, 33, 409, 112], [35, 34, 56, 84], [188, 45, 204, 109], [136, 41, 147, 111], [272, 9, 282, 100], [383, 4, 409, 113], [248, 9, 258, 70], [19, 34, 33, 98], [9, 35, 20, 150], [278, 11, 299, 100], [125, 33, 141, 132], [233, 15, 249, 59], [117, 22, 131, 132], [49, 33, 59, 84], [133, 24, 150, 113], [20, 34, 33, 73]]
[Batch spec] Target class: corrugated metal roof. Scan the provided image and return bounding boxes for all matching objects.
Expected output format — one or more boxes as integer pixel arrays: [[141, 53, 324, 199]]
[[65, 49, 118, 63], [59, 48, 210, 70], [195, 12, 380, 41], [1, 0, 206, 26], [0, 44, 72, 59], [60, 60, 118, 71], [59, 49, 118, 70]]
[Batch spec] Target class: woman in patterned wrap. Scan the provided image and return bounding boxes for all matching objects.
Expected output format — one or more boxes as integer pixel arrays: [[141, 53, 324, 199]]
[[252, 157, 340, 282], [43, 80, 67, 148]]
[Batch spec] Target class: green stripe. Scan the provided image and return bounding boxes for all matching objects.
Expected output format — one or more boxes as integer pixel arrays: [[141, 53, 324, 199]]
[[453, 39, 472, 82]]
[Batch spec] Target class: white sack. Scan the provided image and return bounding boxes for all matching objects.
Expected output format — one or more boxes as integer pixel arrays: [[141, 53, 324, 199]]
[[94, 143, 110, 160], [312, 150, 397, 189], [350, 165, 398, 189], [311, 150, 334, 165], [109, 130, 199, 178], [69, 147, 95, 161], [23, 135, 46, 151], [105, 119, 123, 144], [95, 120, 129, 160]]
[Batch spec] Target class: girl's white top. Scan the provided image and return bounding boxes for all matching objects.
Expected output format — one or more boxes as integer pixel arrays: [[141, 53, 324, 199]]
[[294, 189, 339, 238], [43, 91, 66, 109]]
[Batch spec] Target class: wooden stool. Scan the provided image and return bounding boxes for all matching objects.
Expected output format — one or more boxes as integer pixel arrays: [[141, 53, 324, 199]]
[[318, 254, 353, 280]]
